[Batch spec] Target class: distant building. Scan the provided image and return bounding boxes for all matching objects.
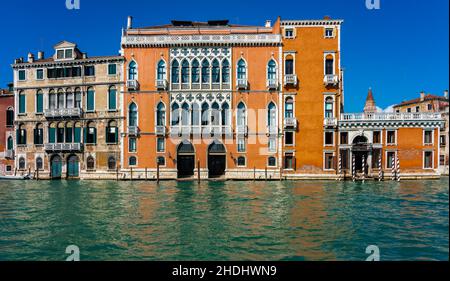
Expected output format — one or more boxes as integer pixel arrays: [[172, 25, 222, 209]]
[[393, 90, 449, 175], [338, 89, 444, 179], [0, 85, 15, 175], [11, 41, 124, 179]]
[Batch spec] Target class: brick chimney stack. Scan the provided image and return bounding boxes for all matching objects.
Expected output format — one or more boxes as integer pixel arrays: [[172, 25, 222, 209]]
[[420, 91, 425, 101]]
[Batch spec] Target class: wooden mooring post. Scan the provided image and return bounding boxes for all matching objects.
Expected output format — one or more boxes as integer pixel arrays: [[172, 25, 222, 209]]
[[197, 160, 201, 184], [157, 162, 160, 184]]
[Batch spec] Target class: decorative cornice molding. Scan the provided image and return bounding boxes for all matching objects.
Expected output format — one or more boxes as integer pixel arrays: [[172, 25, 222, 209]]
[[281, 20, 344, 27], [12, 56, 125, 69], [121, 34, 282, 48]]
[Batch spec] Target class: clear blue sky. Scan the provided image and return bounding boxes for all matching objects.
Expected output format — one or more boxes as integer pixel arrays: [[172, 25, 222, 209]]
[[1, 0, 448, 112]]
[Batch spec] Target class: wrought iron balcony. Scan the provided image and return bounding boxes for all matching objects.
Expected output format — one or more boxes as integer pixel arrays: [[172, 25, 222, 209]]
[[45, 143, 83, 152], [155, 126, 166, 136], [284, 117, 297, 129], [127, 79, 139, 90], [44, 108, 82, 118], [236, 78, 249, 90], [267, 79, 278, 90], [128, 126, 139, 136], [4, 150, 14, 159], [324, 74, 339, 86], [284, 74, 297, 86], [156, 79, 168, 90], [324, 117, 338, 127]]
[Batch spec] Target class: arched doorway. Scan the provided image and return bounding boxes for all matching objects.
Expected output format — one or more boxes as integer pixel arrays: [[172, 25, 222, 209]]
[[208, 140, 226, 178], [352, 135, 370, 173], [67, 155, 79, 178], [177, 140, 195, 178], [50, 155, 63, 179]]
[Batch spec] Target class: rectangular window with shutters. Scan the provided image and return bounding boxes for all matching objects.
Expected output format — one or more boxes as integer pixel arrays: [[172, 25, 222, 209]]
[[36, 69, 44, 80], [6, 110, 14, 127], [340, 132, 348, 145], [387, 130, 396, 145], [85, 127, 97, 144], [87, 89, 95, 111], [34, 129, 44, 145], [324, 153, 334, 170], [129, 138, 137, 152], [74, 127, 81, 143], [48, 128, 56, 143], [237, 138, 246, 152], [157, 137, 165, 152], [36, 93, 43, 113], [19, 94, 26, 114], [285, 132, 294, 146], [108, 88, 116, 110], [18, 70, 26, 81], [424, 151, 433, 169], [108, 64, 117, 75], [424, 130, 433, 145], [84, 65, 95, 76], [325, 131, 334, 146], [373, 131, 381, 144], [386, 152, 395, 169], [106, 127, 118, 144], [65, 128, 73, 143]]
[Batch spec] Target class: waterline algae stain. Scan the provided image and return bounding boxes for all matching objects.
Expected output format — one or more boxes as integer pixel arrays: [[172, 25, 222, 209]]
[[0, 179, 448, 261]]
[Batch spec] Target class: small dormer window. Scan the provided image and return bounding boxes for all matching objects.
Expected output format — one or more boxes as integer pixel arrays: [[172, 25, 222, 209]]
[[325, 28, 334, 38], [56, 48, 74, 60], [285, 28, 294, 39]]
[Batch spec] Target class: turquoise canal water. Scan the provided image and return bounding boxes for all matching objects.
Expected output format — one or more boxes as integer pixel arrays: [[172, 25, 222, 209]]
[[0, 178, 448, 261]]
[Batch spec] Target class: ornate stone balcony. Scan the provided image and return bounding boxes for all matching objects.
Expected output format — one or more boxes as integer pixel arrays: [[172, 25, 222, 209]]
[[4, 150, 14, 159], [284, 74, 297, 86], [324, 74, 339, 86], [127, 80, 139, 91], [155, 126, 166, 136], [267, 79, 278, 90], [324, 117, 338, 127], [128, 126, 139, 136], [284, 117, 298, 129], [156, 79, 168, 90], [236, 78, 248, 90], [44, 108, 82, 118], [45, 143, 83, 152]]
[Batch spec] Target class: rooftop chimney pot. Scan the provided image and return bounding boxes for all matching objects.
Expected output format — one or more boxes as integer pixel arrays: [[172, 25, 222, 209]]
[[265, 20, 272, 28], [420, 91, 425, 101], [27, 52, 34, 63], [127, 16, 133, 29], [37, 51, 44, 60]]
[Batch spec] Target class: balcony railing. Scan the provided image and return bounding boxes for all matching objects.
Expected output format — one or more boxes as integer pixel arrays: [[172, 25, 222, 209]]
[[236, 125, 248, 136], [284, 117, 298, 129], [44, 108, 82, 118], [155, 126, 166, 136], [127, 80, 139, 90], [156, 79, 168, 90], [169, 126, 233, 137], [4, 150, 14, 159], [236, 78, 248, 90], [341, 112, 443, 121], [324, 74, 339, 86], [128, 126, 139, 136], [267, 126, 278, 136], [324, 117, 338, 127], [267, 79, 278, 90], [45, 143, 83, 152], [284, 74, 297, 86]]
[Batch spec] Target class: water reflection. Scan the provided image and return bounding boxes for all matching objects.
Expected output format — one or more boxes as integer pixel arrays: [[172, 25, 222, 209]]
[[0, 178, 448, 261]]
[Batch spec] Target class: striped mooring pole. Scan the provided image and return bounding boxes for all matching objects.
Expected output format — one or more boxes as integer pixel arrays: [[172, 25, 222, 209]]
[[396, 156, 401, 182], [378, 155, 383, 181], [352, 154, 356, 182], [391, 155, 396, 181], [338, 154, 342, 181], [362, 155, 366, 183]]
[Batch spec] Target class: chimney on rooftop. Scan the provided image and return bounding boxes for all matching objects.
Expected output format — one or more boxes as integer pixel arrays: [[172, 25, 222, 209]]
[[324, 15, 331, 20], [127, 16, 133, 29], [420, 91, 425, 101], [445, 90, 449, 99], [265, 20, 272, 28], [82, 53, 87, 59], [27, 52, 34, 63], [37, 51, 44, 60]]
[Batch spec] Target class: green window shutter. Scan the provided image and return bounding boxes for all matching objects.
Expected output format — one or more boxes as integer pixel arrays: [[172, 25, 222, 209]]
[[108, 64, 116, 75], [114, 127, 118, 143], [49, 128, 56, 143], [105, 127, 109, 143], [87, 90, 95, 111], [19, 94, 26, 113], [74, 127, 81, 143], [16, 129, 20, 145], [66, 127, 73, 143], [83, 128, 87, 143], [33, 129, 37, 144], [36, 94, 43, 113], [94, 128, 97, 144], [108, 89, 116, 110]]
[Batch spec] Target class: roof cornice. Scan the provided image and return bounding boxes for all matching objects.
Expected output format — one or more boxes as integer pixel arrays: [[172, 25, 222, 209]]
[[281, 19, 344, 26]]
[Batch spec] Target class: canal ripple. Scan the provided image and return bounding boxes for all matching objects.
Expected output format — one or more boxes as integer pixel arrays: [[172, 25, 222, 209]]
[[0, 178, 448, 261]]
